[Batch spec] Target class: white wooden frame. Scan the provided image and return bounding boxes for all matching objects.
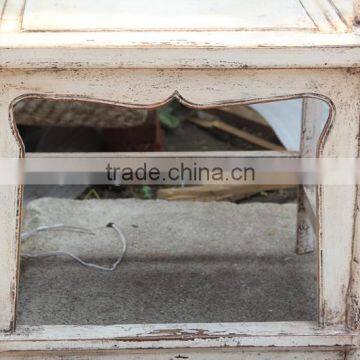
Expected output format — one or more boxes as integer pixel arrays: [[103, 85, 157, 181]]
[[0, 68, 358, 359], [1, 0, 360, 359]]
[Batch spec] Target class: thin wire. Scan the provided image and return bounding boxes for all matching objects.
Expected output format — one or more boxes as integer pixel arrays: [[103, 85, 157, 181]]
[[21, 224, 95, 240], [21, 222, 127, 272]]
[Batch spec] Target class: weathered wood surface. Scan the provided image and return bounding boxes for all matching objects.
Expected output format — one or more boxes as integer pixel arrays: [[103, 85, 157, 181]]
[[1, 0, 352, 33], [0, 68, 358, 334], [0, 89, 23, 332], [0, 0, 358, 69], [0, 349, 349, 360], [0, 322, 357, 352], [21, 0, 318, 32], [0, 1, 359, 357]]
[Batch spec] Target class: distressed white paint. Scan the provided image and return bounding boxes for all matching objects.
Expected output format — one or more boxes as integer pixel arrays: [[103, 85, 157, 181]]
[[0, 0, 356, 70], [2, 39, 360, 69], [22, 0, 317, 32], [0, 67, 358, 329], [0, 1, 358, 358], [0, 322, 357, 353], [0, 349, 348, 360], [0, 87, 22, 331]]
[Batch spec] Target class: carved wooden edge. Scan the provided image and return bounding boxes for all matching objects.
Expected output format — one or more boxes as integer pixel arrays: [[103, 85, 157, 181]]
[[4, 90, 335, 333], [10, 90, 334, 115], [6, 99, 24, 333], [3, 68, 358, 331]]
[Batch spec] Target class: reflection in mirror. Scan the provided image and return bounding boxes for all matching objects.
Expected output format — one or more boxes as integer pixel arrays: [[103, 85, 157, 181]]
[[15, 96, 329, 325]]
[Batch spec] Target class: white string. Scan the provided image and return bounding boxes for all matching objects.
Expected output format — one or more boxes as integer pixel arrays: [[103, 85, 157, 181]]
[[21, 222, 127, 272], [21, 224, 95, 240]]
